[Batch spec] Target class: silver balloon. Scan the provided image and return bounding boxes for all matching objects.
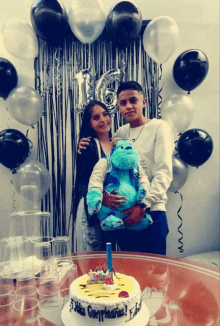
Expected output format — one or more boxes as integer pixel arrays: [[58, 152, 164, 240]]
[[13, 160, 51, 201], [168, 156, 188, 193], [7, 86, 44, 126], [95, 69, 121, 114], [161, 93, 194, 133]]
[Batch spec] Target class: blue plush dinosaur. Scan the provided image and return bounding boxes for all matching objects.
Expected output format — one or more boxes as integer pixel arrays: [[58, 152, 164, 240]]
[[86, 139, 152, 231]]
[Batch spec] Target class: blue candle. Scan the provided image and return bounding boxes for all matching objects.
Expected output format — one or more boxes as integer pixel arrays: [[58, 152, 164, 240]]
[[106, 242, 112, 272]]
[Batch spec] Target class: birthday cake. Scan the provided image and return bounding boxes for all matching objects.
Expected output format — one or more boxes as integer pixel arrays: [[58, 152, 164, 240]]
[[61, 244, 149, 325]]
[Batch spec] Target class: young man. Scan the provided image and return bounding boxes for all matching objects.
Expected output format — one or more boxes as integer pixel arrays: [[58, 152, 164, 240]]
[[78, 81, 174, 255]]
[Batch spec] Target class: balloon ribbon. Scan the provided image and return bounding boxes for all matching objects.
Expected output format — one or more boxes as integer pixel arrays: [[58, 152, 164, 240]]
[[175, 191, 184, 253]]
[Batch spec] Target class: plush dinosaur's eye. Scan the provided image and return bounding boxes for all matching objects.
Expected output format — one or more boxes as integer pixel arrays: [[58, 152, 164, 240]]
[[120, 145, 124, 149]]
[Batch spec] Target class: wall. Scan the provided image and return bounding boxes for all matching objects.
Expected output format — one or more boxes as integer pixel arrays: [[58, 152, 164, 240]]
[[0, 0, 219, 257]]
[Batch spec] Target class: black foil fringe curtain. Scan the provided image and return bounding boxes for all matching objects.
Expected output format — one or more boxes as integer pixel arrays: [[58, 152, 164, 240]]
[[34, 21, 161, 241]]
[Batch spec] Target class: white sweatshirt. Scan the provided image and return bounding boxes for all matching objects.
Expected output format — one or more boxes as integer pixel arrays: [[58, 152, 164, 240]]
[[114, 119, 174, 211]]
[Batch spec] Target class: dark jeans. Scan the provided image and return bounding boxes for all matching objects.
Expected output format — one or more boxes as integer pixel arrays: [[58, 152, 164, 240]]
[[104, 211, 169, 255]]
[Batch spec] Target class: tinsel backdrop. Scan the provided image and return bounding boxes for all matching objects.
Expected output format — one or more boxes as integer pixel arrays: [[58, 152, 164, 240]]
[[34, 21, 162, 244]]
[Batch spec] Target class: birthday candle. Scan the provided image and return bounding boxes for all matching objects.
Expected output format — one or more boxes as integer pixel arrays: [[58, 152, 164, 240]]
[[106, 242, 112, 272]]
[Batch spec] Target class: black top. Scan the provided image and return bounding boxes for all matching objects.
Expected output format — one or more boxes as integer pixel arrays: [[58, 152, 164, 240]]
[[75, 138, 105, 226]]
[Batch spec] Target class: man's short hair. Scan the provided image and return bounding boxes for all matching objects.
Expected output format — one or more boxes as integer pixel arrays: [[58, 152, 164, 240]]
[[117, 81, 143, 97]]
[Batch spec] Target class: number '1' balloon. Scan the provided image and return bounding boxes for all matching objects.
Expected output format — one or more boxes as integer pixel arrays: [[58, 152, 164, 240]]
[[173, 49, 209, 92]]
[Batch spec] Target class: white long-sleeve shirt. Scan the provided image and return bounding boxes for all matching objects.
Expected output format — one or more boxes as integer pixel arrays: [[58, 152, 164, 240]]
[[114, 119, 174, 211]]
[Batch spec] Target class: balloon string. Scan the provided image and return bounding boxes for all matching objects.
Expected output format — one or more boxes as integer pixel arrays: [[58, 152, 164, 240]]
[[10, 178, 16, 213], [175, 191, 184, 253], [157, 64, 163, 119]]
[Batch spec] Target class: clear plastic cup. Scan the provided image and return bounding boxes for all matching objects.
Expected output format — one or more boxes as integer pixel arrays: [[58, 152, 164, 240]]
[[19, 185, 40, 213], [13, 297, 39, 325], [32, 211, 53, 239], [0, 294, 16, 324], [38, 295, 64, 325], [2, 240, 24, 278], [54, 236, 71, 262]]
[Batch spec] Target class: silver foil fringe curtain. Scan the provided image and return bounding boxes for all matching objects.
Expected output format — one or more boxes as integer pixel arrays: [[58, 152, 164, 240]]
[[34, 22, 161, 240]]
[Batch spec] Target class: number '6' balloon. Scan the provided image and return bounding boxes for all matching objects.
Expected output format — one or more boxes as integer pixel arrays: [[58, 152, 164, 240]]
[[0, 58, 18, 99], [105, 1, 142, 48], [7, 86, 44, 126], [177, 128, 213, 167], [0, 129, 30, 169], [13, 160, 51, 201], [173, 49, 209, 92]]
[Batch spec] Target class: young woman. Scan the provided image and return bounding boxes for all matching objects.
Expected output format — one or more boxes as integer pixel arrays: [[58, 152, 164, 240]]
[[74, 100, 113, 252]]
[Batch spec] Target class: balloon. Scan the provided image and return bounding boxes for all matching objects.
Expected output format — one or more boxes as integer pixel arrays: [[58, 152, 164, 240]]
[[143, 16, 179, 64], [68, 0, 106, 44], [0, 58, 18, 99], [2, 18, 38, 60], [7, 86, 44, 126], [173, 49, 209, 92], [0, 129, 29, 169], [168, 156, 188, 192], [105, 1, 142, 48], [161, 93, 194, 133], [73, 69, 93, 111], [13, 160, 51, 201], [95, 69, 121, 114], [30, 0, 69, 45], [177, 128, 213, 167]]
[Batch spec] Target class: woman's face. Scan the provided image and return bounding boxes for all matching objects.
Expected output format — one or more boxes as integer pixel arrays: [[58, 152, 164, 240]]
[[90, 105, 111, 136]]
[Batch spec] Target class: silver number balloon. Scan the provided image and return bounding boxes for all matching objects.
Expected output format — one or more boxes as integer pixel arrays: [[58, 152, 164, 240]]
[[73, 69, 93, 111], [168, 156, 188, 193], [95, 69, 121, 114]]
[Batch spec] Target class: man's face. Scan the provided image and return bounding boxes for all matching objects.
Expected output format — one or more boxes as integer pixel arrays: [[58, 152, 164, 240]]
[[117, 89, 147, 123]]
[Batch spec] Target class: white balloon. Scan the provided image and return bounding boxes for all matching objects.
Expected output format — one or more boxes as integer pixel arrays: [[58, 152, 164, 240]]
[[2, 18, 38, 60], [143, 16, 179, 64], [68, 0, 106, 44], [161, 93, 194, 133], [7, 86, 44, 126]]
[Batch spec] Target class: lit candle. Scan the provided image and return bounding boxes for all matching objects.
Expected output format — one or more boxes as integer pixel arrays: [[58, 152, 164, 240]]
[[106, 242, 112, 272]]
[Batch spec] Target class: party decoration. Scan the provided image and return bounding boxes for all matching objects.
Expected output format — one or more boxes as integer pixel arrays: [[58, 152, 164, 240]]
[[74, 69, 93, 111], [105, 1, 142, 48], [13, 160, 51, 201], [0, 58, 18, 99], [0, 129, 29, 169], [68, 0, 106, 44], [95, 69, 121, 113], [2, 18, 38, 60], [177, 128, 213, 167], [143, 16, 179, 64], [161, 93, 194, 133], [168, 156, 188, 192], [7, 86, 44, 126], [173, 49, 209, 92], [30, 0, 69, 45]]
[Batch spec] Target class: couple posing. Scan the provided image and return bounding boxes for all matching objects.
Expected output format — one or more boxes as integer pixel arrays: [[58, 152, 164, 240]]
[[74, 81, 174, 255]]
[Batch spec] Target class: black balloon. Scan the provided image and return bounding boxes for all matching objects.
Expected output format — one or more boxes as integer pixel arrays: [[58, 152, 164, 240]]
[[30, 0, 69, 45], [0, 58, 18, 99], [105, 1, 142, 48], [177, 128, 213, 167], [0, 129, 30, 169], [173, 49, 209, 92]]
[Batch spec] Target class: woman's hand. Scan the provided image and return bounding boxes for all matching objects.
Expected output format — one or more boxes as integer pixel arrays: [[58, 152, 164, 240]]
[[102, 190, 127, 210], [121, 205, 147, 227], [77, 136, 91, 154]]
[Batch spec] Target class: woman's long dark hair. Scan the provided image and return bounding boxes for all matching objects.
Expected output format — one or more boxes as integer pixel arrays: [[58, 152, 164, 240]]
[[79, 100, 112, 140]]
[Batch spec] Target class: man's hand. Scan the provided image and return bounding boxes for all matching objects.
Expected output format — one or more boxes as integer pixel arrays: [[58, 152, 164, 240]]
[[102, 190, 127, 210], [77, 136, 91, 154], [121, 205, 147, 227]]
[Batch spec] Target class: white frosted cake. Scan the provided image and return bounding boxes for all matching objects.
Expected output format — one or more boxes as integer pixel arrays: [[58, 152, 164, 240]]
[[61, 271, 149, 325]]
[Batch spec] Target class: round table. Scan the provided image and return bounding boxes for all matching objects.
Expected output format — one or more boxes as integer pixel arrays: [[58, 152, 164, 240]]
[[71, 252, 220, 326]]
